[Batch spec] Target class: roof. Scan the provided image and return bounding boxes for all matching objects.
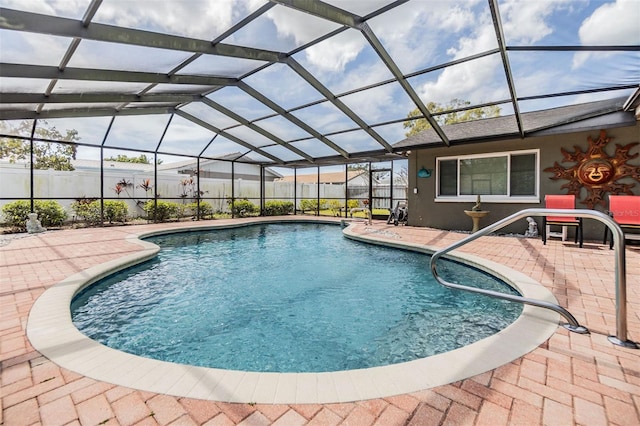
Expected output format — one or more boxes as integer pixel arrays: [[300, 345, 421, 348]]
[[72, 159, 154, 172], [0, 1, 638, 168], [393, 96, 638, 150], [277, 170, 366, 184], [71, 156, 284, 177]]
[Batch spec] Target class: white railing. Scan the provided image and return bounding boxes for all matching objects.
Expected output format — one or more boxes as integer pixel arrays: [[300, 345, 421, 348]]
[[349, 207, 372, 225]]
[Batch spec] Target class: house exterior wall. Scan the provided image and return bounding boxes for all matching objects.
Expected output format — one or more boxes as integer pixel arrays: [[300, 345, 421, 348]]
[[406, 123, 640, 241], [347, 175, 369, 186], [176, 161, 280, 181]]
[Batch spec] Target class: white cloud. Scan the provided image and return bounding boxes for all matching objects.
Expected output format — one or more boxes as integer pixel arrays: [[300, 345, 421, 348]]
[[94, 0, 239, 40], [265, 5, 341, 47], [372, 10, 438, 73], [333, 59, 392, 93], [322, 0, 391, 16], [500, 0, 574, 44], [416, 54, 505, 105], [340, 83, 402, 123], [304, 30, 368, 73], [243, 63, 324, 109], [410, 10, 504, 106], [368, 0, 488, 73], [0, 0, 89, 17], [573, 0, 640, 68], [0, 30, 69, 66], [439, 5, 476, 33], [579, 0, 640, 44], [447, 22, 498, 59]]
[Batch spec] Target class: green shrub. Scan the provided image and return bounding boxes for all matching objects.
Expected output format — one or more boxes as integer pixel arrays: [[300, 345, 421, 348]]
[[104, 201, 128, 223], [372, 208, 389, 216], [71, 199, 129, 225], [186, 201, 214, 219], [264, 200, 294, 216], [2, 200, 67, 230], [176, 202, 190, 220], [71, 199, 101, 225], [327, 199, 342, 216], [2, 201, 30, 230], [347, 199, 360, 209], [144, 200, 180, 222], [227, 198, 258, 218], [37, 201, 68, 227], [299, 199, 318, 213]]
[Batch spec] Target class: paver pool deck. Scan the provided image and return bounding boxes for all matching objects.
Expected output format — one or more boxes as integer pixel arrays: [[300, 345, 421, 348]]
[[1, 217, 639, 425]]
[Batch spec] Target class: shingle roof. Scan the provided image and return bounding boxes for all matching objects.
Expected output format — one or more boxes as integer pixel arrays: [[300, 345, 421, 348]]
[[393, 97, 635, 150]]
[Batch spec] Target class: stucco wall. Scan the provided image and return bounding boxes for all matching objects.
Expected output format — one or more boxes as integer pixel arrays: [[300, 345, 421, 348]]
[[406, 123, 640, 241]]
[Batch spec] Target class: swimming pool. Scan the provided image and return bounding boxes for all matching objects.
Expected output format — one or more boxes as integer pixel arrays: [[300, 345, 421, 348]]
[[71, 223, 522, 373], [27, 218, 561, 403]]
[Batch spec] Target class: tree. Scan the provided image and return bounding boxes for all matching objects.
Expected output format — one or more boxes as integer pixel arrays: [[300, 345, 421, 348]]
[[104, 153, 163, 165], [403, 99, 501, 137], [105, 154, 152, 164], [395, 166, 408, 186], [0, 120, 78, 171], [347, 163, 369, 172]]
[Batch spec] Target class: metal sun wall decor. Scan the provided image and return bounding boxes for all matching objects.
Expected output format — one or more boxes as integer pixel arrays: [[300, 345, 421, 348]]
[[544, 130, 640, 209]]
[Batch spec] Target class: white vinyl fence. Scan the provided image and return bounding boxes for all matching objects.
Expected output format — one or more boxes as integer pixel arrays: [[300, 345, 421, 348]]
[[0, 166, 406, 220]]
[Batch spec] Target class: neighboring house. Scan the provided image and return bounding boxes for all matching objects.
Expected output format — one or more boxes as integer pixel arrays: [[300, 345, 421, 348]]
[[275, 170, 403, 209], [163, 154, 283, 181], [72, 153, 283, 181], [395, 92, 640, 240], [276, 170, 371, 185], [0, 153, 283, 212], [72, 159, 154, 173]]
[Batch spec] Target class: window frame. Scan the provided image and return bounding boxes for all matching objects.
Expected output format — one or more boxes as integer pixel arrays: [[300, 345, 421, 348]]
[[435, 149, 540, 203]]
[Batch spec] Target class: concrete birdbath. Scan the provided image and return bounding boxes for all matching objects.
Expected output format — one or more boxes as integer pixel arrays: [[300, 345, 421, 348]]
[[464, 209, 490, 233]]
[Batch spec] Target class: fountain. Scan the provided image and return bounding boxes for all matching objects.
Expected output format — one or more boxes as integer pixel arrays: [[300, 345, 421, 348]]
[[464, 195, 489, 233]]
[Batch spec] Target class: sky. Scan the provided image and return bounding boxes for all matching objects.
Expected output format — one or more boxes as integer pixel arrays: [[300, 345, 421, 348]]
[[0, 0, 638, 169]]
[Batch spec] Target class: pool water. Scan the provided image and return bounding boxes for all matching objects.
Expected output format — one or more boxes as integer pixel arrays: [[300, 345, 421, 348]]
[[71, 223, 522, 373]]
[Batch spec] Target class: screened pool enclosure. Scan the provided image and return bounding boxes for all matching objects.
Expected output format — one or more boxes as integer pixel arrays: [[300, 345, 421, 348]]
[[0, 0, 638, 222]]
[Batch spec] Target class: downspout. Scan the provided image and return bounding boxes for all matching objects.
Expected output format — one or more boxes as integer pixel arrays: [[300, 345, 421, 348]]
[[98, 117, 115, 226], [368, 162, 373, 213], [390, 161, 394, 212], [99, 147, 104, 225], [196, 157, 201, 221], [231, 161, 235, 218], [294, 168, 298, 215], [260, 165, 265, 216], [344, 165, 349, 218], [153, 152, 158, 222], [29, 120, 36, 213]]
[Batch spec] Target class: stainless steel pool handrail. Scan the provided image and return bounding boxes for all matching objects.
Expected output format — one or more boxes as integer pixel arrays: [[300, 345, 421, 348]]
[[430, 208, 638, 349]]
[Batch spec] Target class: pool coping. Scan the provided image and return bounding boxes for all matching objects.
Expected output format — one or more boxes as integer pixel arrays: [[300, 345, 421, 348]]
[[26, 218, 561, 404]]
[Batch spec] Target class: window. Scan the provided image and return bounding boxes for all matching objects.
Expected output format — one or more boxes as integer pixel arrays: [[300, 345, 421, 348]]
[[436, 150, 538, 202]]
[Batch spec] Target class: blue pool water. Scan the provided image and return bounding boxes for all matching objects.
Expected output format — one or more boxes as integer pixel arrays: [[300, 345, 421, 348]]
[[71, 223, 522, 373]]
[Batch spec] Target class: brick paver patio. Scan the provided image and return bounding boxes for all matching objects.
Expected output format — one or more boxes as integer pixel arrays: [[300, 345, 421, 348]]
[[1, 218, 638, 425]]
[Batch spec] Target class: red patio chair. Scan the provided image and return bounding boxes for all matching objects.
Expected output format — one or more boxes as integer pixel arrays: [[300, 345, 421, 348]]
[[542, 194, 583, 248], [604, 195, 640, 248]]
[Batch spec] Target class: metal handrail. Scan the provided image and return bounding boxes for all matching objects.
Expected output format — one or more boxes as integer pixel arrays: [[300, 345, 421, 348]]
[[430, 208, 638, 349], [349, 207, 372, 225]]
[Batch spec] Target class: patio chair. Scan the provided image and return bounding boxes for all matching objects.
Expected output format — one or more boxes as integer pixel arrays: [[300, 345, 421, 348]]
[[387, 201, 408, 226], [603, 195, 640, 248], [542, 194, 583, 248]]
